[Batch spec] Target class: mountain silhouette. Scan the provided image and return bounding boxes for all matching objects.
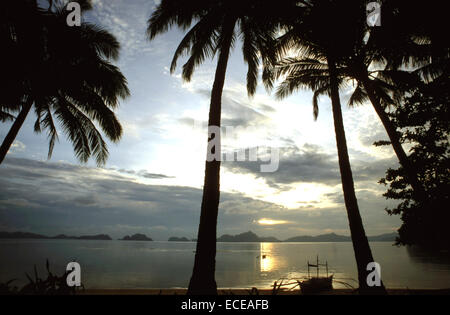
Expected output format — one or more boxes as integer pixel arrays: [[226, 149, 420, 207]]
[[216, 231, 398, 242], [0, 231, 111, 240], [120, 233, 153, 241]]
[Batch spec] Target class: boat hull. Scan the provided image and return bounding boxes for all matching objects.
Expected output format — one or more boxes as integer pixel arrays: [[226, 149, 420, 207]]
[[299, 276, 333, 295]]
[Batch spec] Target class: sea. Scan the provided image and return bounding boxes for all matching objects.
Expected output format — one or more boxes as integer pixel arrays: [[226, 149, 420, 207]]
[[1, 240, 449, 289]]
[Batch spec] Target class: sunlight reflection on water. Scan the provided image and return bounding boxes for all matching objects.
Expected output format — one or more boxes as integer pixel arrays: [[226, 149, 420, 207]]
[[0, 240, 449, 289]]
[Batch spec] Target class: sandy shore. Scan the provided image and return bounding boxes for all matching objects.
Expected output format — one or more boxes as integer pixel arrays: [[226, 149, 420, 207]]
[[80, 288, 450, 295]]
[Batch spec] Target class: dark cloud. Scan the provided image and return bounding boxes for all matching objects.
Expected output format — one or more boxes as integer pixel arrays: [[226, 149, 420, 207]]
[[117, 168, 136, 175], [115, 167, 174, 179], [223, 143, 398, 189], [324, 192, 345, 205], [224, 144, 340, 189], [72, 195, 98, 207], [0, 157, 400, 239], [0, 158, 202, 239], [138, 171, 174, 179]]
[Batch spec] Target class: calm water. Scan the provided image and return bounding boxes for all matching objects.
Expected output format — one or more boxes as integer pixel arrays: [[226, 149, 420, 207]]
[[0, 240, 449, 289]]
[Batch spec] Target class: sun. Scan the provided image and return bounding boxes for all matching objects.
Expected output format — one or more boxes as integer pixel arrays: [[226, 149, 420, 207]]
[[257, 218, 290, 225]]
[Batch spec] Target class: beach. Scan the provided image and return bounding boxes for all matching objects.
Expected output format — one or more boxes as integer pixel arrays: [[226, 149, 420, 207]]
[[80, 288, 450, 295]]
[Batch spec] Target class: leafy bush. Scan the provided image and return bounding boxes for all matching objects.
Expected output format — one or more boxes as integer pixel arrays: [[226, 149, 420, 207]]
[[0, 259, 83, 295]]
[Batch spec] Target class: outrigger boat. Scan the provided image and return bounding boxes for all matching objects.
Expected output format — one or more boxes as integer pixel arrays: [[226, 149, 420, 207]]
[[299, 256, 333, 294]]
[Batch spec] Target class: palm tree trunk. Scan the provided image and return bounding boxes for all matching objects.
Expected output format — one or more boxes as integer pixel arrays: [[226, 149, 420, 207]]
[[0, 98, 33, 164], [360, 75, 426, 201], [327, 55, 386, 294], [187, 21, 235, 295]]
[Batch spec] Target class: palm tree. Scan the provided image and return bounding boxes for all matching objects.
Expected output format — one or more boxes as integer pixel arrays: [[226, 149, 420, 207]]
[[147, 0, 282, 294], [361, 0, 449, 202], [272, 0, 449, 208], [0, 0, 129, 165], [266, 0, 387, 294], [0, 0, 38, 123], [271, 45, 427, 201]]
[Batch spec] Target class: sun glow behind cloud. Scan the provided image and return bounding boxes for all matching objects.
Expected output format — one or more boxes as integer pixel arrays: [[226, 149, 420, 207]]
[[257, 218, 290, 225], [264, 183, 339, 209]]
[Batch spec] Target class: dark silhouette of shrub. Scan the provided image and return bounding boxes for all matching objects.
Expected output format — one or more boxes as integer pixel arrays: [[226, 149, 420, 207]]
[[0, 259, 83, 295]]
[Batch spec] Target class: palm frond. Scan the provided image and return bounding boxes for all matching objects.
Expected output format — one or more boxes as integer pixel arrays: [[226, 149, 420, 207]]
[[240, 19, 261, 96], [55, 97, 108, 166], [181, 28, 220, 82], [413, 58, 449, 83], [170, 16, 218, 73], [348, 82, 368, 107], [70, 59, 130, 108], [64, 87, 122, 143], [0, 108, 15, 122], [78, 23, 121, 61], [312, 84, 330, 120], [147, 0, 209, 40]]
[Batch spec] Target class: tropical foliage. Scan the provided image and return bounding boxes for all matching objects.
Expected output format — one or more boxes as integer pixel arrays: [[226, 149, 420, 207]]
[[0, 0, 129, 165], [378, 77, 450, 250]]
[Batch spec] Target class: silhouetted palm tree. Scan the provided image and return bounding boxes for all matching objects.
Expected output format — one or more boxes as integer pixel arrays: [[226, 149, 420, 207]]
[[0, 0, 38, 122], [270, 46, 428, 200], [266, 0, 387, 294], [147, 0, 281, 294], [0, 0, 129, 165], [361, 0, 449, 201]]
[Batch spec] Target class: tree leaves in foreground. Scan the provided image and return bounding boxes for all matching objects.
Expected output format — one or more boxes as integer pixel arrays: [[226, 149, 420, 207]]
[[0, 0, 129, 166], [378, 77, 450, 250]]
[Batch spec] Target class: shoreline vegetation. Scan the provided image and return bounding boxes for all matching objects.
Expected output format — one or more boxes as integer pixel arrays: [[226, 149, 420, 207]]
[[0, 230, 398, 242], [79, 288, 450, 295]]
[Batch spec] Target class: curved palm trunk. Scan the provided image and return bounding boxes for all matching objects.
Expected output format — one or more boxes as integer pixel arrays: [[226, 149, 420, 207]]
[[187, 21, 235, 295], [0, 99, 33, 164], [327, 55, 386, 294], [360, 75, 426, 201]]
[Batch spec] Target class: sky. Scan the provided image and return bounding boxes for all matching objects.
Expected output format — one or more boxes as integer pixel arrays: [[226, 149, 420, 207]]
[[0, 0, 402, 240]]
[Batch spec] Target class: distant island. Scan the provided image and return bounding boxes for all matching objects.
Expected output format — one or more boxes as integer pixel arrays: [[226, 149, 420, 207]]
[[168, 236, 190, 242], [217, 231, 281, 242], [120, 233, 153, 241], [0, 230, 398, 242], [0, 231, 111, 240], [52, 234, 112, 240], [284, 233, 350, 242], [216, 231, 397, 243]]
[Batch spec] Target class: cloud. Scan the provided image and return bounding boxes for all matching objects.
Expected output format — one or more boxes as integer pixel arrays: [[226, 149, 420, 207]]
[[72, 194, 98, 207], [138, 171, 174, 179], [115, 168, 174, 179], [8, 140, 26, 154], [223, 143, 398, 189], [88, 0, 159, 63], [358, 122, 389, 147], [0, 157, 400, 239], [224, 144, 340, 189], [195, 88, 270, 128]]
